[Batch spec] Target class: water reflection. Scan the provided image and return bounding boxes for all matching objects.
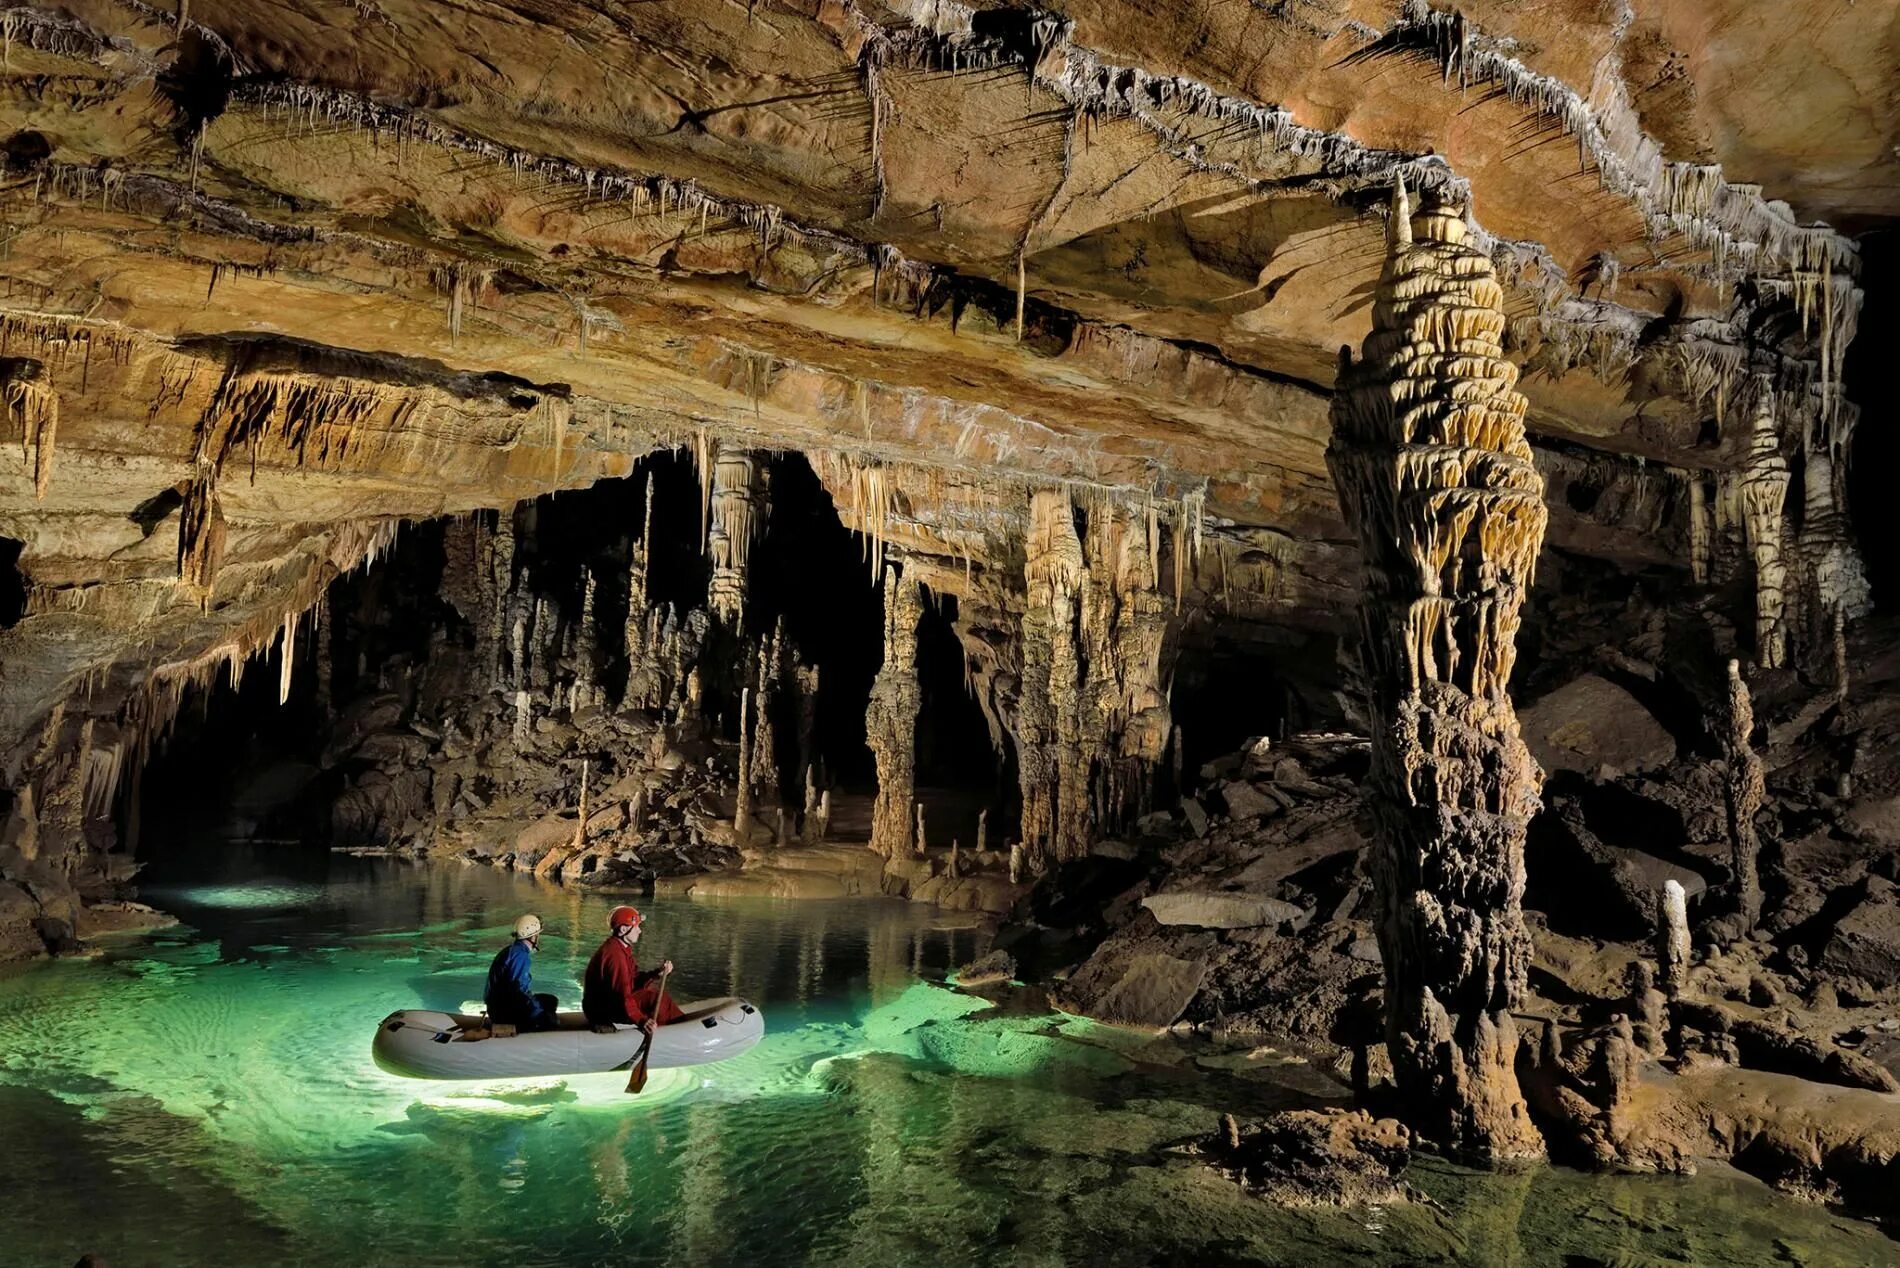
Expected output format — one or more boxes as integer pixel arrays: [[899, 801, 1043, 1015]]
[[0, 849, 1893, 1267]]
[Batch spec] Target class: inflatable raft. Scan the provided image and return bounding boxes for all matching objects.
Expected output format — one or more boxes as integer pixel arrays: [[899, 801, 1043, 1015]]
[[372, 997, 763, 1080]]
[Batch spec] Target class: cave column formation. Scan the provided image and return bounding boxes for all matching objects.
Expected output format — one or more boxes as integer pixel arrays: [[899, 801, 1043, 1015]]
[[1018, 488, 1086, 872], [1325, 185, 1548, 1162], [866, 564, 922, 858], [1723, 659, 1766, 930], [706, 448, 767, 633], [1738, 386, 1791, 668]]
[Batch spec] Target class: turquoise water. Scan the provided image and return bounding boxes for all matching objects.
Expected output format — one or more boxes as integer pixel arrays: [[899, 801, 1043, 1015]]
[[0, 849, 1894, 1267]]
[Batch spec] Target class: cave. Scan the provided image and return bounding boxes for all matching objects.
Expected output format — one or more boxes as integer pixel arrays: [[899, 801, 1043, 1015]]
[[3, 3, 1900, 1262]]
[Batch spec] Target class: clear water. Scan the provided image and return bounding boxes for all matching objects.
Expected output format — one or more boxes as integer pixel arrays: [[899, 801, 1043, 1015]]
[[0, 847, 1894, 1268]]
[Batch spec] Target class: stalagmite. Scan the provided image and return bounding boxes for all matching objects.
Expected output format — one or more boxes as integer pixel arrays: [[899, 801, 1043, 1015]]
[[1325, 184, 1547, 1161], [1658, 880, 1691, 999], [775, 808, 789, 847], [1739, 390, 1791, 668], [1018, 489, 1086, 871], [813, 788, 832, 845], [1688, 475, 1711, 585], [574, 567, 599, 710], [914, 801, 927, 857], [1723, 660, 1765, 930], [512, 689, 533, 751], [706, 449, 767, 631], [751, 636, 782, 803], [1832, 608, 1849, 702], [948, 838, 960, 879], [734, 685, 754, 842], [795, 663, 820, 784], [573, 758, 590, 849], [492, 509, 516, 681], [976, 808, 988, 855], [1008, 841, 1022, 884], [802, 766, 821, 842], [866, 565, 922, 858]]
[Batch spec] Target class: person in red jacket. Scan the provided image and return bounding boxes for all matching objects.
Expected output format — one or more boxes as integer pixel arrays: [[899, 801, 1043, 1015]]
[[582, 905, 685, 1032]]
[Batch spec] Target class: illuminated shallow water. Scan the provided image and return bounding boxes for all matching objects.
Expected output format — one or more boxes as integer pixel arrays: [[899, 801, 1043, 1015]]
[[0, 848, 1894, 1267]]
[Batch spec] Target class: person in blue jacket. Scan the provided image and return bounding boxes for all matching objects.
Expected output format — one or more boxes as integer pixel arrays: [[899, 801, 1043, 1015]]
[[485, 913, 559, 1030]]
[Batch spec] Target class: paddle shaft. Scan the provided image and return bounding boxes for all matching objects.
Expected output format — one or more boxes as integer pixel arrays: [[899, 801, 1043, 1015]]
[[625, 966, 672, 1094]]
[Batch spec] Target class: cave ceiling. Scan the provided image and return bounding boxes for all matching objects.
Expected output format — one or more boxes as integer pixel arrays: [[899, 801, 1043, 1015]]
[[0, 0, 1892, 757]]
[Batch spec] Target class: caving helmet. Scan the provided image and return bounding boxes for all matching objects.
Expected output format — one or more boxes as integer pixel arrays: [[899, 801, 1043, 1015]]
[[609, 905, 642, 932], [513, 913, 543, 942]]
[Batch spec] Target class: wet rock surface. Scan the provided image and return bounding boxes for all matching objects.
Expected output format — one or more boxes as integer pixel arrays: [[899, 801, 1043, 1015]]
[[1201, 1109, 1419, 1208]]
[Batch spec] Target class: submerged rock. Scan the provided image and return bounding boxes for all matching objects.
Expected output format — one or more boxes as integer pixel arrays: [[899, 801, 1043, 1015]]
[[1204, 1108, 1418, 1208]]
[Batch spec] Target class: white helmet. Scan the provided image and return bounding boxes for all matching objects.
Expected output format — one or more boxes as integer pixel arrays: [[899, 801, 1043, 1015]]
[[512, 913, 542, 941]]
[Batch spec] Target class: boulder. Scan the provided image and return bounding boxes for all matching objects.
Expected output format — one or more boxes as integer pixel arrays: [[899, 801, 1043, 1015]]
[[1820, 893, 1900, 989], [1074, 951, 1207, 1026], [1518, 674, 1676, 776], [1220, 780, 1280, 821], [1059, 920, 1217, 1027], [954, 949, 1017, 989], [513, 812, 577, 865], [1143, 891, 1304, 930]]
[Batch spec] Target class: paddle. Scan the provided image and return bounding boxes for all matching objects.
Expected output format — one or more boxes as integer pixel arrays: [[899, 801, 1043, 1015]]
[[625, 966, 672, 1094]]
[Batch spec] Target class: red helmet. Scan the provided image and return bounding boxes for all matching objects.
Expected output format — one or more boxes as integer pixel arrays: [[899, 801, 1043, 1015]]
[[609, 905, 642, 930]]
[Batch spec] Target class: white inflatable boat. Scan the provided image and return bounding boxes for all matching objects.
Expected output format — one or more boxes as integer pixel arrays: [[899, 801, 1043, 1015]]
[[372, 997, 763, 1080]]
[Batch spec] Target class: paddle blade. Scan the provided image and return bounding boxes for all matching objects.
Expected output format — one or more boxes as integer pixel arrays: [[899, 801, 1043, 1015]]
[[626, 1031, 654, 1094]]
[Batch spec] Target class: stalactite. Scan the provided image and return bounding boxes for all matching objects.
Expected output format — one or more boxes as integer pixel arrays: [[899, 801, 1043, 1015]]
[[866, 565, 922, 858], [1738, 388, 1791, 668], [707, 449, 766, 631], [176, 470, 226, 593], [1722, 660, 1765, 931], [1798, 447, 1872, 642], [277, 609, 298, 706], [1325, 183, 1547, 1162]]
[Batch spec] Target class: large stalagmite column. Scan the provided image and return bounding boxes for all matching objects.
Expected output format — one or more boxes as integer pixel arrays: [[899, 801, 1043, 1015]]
[[706, 448, 766, 632], [1722, 659, 1766, 929], [1326, 186, 1547, 1162], [866, 565, 922, 858], [1739, 388, 1791, 668], [1019, 489, 1086, 870]]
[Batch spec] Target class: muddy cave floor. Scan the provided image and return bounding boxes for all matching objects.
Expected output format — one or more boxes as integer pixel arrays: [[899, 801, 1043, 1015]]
[[77, 609, 1900, 1235]]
